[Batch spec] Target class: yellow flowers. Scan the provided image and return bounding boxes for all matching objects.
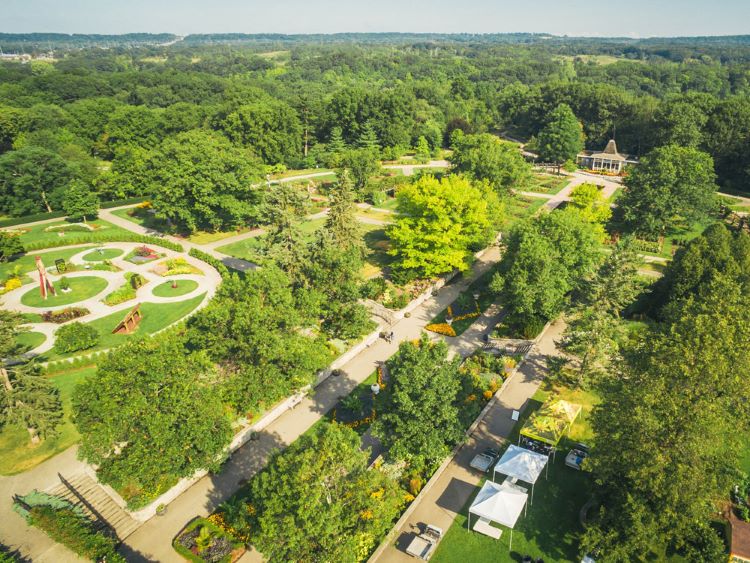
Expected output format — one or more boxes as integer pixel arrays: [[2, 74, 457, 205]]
[[426, 323, 457, 337], [403, 492, 416, 503], [452, 311, 480, 322], [360, 509, 374, 520], [377, 366, 386, 390], [483, 390, 494, 400], [135, 201, 152, 209], [370, 488, 385, 500], [344, 408, 376, 429], [1, 277, 21, 293], [465, 394, 477, 403]]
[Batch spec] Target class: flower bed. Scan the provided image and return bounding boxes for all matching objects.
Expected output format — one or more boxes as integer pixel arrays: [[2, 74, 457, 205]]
[[425, 323, 457, 337], [41, 306, 90, 323], [173, 517, 245, 563]]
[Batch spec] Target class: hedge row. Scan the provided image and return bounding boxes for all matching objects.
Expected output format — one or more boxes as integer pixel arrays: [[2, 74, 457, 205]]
[[0, 197, 145, 228], [189, 248, 230, 278], [24, 232, 184, 253], [42, 352, 106, 375]]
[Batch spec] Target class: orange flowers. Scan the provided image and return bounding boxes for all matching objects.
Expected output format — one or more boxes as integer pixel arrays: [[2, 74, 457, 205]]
[[426, 323, 457, 337]]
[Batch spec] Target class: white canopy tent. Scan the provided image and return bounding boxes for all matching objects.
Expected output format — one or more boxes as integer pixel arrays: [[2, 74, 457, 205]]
[[492, 445, 549, 505], [467, 480, 528, 550]]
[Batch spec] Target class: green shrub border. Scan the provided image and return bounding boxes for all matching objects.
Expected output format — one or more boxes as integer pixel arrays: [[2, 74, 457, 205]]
[[189, 248, 230, 279], [0, 197, 144, 228], [172, 517, 244, 563], [23, 232, 183, 253]]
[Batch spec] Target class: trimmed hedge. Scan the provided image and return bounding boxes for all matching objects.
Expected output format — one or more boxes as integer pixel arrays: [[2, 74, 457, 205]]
[[24, 232, 184, 253], [54, 322, 99, 354], [189, 248, 230, 279]]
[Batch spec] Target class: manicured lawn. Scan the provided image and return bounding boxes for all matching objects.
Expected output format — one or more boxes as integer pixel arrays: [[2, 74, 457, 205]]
[[110, 207, 169, 232], [81, 248, 123, 261], [16, 330, 46, 352], [297, 217, 327, 238], [20, 275, 109, 308], [40, 293, 206, 361], [503, 196, 547, 231], [356, 209, 395, 223], [271, 167, 333, 179], [431, 384, 598, 563], [152, 279, 199, 297], [362, 227, 394, 279], [376, 197, 399, 212], [0, 246, 95, 281], [10, 219, 131, 249], [529, 173, 570, 195], [216, 236, 267, 264], [607, 187, 623, 203], [185, 228, 253, 245], [640, 218, 716, 260], [0, 367, 95, 475]]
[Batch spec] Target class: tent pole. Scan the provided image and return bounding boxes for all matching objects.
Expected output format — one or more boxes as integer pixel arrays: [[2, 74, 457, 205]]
[[531, 483, 534, 506], [510, 528, 513, 551], [467, 513, 470, 531]]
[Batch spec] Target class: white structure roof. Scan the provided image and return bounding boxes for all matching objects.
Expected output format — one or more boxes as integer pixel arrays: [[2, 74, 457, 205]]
[[494, 445, 548, 485], [469, 480, 528, 529]]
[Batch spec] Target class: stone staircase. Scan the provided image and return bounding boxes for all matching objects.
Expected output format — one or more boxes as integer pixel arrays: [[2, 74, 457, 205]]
[[45, 473, 140, 540]]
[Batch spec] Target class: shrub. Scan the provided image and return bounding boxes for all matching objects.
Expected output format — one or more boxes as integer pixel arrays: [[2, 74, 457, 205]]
[[2, 277, 22, 293], [23, 232, 183, 253], [54, 322, 99, 354], [162, 257, 200, 276], [58, 276, 70, 291], [360, 277, 387, 300], [42, 307, 89, 323], [189, 248, 230, 279], [27, 504, 124, 563], [103, 282, 136, 306]]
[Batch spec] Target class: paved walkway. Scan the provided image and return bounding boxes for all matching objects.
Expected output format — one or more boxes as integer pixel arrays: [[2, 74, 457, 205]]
[[382, 159, 451, 176], [373, 319, 566, 563], [120, 246, 503, 563], [2, 242, 220, 356]]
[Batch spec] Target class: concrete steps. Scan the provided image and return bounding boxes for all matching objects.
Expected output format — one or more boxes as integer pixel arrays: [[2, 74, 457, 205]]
[[45, 473, 140, 540]]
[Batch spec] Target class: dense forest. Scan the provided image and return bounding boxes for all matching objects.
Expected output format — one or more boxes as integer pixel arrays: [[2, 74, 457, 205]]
[[1, 34, 750, 223]]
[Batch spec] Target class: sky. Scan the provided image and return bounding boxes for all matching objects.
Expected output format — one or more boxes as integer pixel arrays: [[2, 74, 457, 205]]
[[2, 0, 749, 38]]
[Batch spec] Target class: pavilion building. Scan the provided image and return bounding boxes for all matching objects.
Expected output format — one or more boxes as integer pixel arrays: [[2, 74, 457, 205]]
[[576, 139, 637, 174]]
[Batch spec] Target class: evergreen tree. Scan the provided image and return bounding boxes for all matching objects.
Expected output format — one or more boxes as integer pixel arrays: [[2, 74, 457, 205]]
[[414, 135, 431, 163], [1, 362, 63, 444], [537, 104, 585, 173], [328, 126, 346, 155], [357, 121, 380, 155], [324, 170, 362, 253]]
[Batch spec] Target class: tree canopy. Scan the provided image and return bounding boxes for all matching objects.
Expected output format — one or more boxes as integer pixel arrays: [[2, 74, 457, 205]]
[[449, 133, 531, 196], [537, 104, 585, 168]]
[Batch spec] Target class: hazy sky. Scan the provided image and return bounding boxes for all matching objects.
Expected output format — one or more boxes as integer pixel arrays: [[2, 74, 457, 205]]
[[3, 0, 749, 38]]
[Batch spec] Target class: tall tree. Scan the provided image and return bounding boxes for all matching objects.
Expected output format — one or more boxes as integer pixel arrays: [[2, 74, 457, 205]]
[[0, 146, 73, 216], [449, 133, 532, 196], [339, 148, 380, 194], [324, 169, 362, 253], [73, 335, 232, 494], [619, 145, 717, 237], [248, 423, 402, 562], [537, 104, 585, 172], [1, 362, 63, 444], [583, 275, 750, 561], [147, 130, 264, 234], [62, 179, 99, 223], [388, 174, 496, 280], [373, 336, 463, 469], [357, 121, 381, 155]]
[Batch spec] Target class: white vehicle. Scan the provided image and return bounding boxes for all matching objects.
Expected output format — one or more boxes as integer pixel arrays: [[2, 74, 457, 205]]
[[469, 447, 500, 473], [405, 524, 443, 560], [565, 444, 590, 471]]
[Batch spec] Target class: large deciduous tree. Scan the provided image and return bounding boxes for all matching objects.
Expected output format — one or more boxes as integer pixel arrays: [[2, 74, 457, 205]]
[[373, 336, 463, 469], [619, 145, 717, 237], [492, 210, 602, 335], [185, 268, 329, 413], [247, 423, 402, 562], [583, 275, 750, 562], [147, 130, 264, 234], [73, 335, 232, 494], [220, 100, 302, 165], [0, 146, 73, 216], [537, 104, 585, 172], [62, 180, 99, 223], [388, 175, 496, 280], [449, 133, 532, 196]]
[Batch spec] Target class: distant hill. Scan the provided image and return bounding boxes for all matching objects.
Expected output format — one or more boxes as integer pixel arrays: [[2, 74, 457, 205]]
[[0, 33, 178, 52]]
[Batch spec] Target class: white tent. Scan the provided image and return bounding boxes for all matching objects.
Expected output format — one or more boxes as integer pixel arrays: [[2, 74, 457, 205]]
[[492, 445, 548, 504], [468, 480, 528, 550]]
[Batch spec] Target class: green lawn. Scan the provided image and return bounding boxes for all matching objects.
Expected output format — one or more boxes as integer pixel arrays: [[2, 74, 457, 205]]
[[81, 248, 123, 261], [16, 330, 46, 351], [39, 293, 206, 361], [376, 197, 400, 212], [110, 207, 169, 232], [153, 279, 199, 297], [503, 196, 547, 231], [271, 167, 333, 180], [185, 228, 254, 245], [20, 276, 108, 308], [362, 227, 394, 279], [0, 246, 95, 281], [641, 218, 716, 260], [0, 367, 95, 475], [216, 236, 267, 264], [432, 384, 598, 563], [529, 173, 570, 195], [297, 217, 327, 238], [10, 219, 132, 249], [356, 209, 395, 223]]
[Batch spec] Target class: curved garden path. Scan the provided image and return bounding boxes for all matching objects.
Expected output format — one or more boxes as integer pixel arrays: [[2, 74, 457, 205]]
[[2, 241, 221, 356]]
